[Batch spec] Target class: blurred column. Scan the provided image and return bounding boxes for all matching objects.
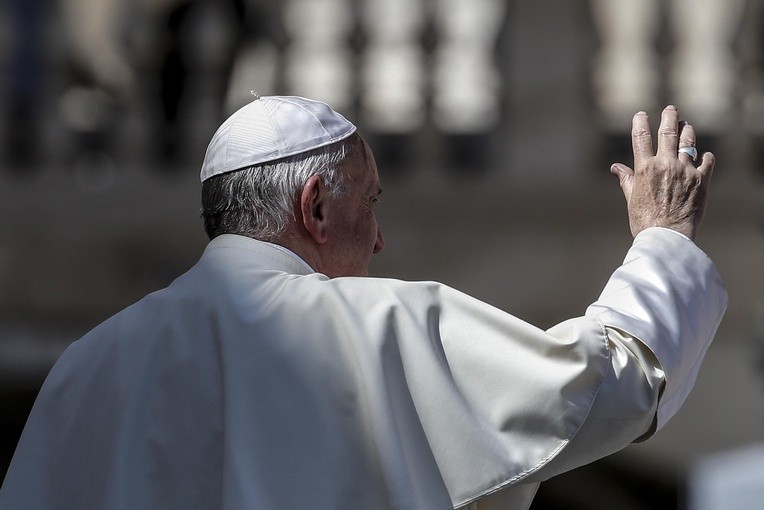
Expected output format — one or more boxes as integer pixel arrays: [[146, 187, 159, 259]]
[[668, 0, 745, 133], [431, 0, 505, 135], [60, 0, 136, 98], [358, 0, 427, 169], [360, 0, 427, 134], [590, 0, 661, 131], [58, 0, 133, 180], [431, 0, 505, 172], [283, 0, 354, 111]]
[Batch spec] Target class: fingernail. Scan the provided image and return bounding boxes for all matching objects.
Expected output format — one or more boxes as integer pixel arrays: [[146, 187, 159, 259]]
[[635, 111, 647, 116], [666, 104, 677, 110]]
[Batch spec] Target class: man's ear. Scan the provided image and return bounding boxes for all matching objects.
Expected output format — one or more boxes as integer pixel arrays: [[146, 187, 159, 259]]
[[300, 175, 329, 244]]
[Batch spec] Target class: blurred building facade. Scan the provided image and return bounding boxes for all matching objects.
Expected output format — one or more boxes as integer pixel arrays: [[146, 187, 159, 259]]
[[1, 1, 763, 508]]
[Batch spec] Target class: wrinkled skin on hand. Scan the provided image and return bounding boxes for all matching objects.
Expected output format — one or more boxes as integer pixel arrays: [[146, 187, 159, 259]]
[[610, 105, 716, 241]]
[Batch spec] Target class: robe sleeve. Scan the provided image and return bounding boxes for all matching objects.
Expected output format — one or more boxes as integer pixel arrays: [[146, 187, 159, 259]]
[[462, 227, 727, 505], [529, 227, 727, 481], [585, 227, 728, 429]]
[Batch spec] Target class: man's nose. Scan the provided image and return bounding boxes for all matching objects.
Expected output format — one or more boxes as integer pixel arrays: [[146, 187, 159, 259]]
[[373, 227, 385, 254]]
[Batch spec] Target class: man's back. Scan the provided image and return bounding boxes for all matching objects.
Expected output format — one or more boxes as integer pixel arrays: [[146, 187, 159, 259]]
[[1, 236, 394, 508], [5, 234, 669, 509]]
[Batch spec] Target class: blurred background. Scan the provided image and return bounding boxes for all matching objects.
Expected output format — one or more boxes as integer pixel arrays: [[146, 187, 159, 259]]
[[0, 0, 763, 508]]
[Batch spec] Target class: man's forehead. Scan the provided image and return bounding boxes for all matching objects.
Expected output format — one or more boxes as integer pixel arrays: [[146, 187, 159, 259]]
[[343, 135, 378, 183]]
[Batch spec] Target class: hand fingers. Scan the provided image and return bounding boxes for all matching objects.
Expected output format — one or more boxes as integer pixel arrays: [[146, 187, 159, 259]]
[[657, 105, 680, 157], [678, 121, 695, 148], [631, 111, 653, 168], [678, 122, 698, 164], [610, 163, 634, 200], [697, 151, 716, 179]]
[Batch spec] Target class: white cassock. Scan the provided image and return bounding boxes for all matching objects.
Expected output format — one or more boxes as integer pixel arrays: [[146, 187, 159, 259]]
[[0, 227, 727, 509]]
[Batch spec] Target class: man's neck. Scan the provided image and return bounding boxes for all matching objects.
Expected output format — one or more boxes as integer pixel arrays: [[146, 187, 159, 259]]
[[271, 235, 321, 275]]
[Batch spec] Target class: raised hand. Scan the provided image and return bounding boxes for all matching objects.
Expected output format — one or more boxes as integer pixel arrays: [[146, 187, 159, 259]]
[[609, 105, 716, 241]]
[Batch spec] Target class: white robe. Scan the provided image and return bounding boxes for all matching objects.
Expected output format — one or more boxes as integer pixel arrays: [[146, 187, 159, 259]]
[[0, 227, 727, 510]]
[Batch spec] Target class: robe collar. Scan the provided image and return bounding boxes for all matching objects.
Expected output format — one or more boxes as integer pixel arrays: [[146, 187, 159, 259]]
[[204, 234, 316, 275]]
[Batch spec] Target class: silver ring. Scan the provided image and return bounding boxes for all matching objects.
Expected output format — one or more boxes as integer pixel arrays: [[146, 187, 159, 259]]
[[678, 146, 698, 162]]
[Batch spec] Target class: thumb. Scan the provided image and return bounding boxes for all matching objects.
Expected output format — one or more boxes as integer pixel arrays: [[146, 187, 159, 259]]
[[610, 163, 634, 201]]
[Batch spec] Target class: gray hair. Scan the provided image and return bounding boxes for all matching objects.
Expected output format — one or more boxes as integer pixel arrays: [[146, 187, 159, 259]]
[[201, 133, 359, 241]]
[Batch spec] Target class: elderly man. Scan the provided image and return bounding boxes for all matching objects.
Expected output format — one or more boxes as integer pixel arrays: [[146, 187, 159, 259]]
[[0, 96, 726, 509]]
